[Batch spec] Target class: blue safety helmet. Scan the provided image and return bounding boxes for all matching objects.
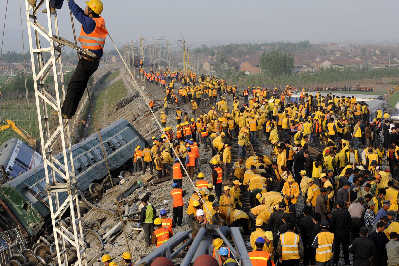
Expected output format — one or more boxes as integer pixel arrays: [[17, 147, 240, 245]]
[[219, 247, 229, 256], [160, 209, 167, 216], [172, 182, 178, 188], [255, 237, 265, 244]]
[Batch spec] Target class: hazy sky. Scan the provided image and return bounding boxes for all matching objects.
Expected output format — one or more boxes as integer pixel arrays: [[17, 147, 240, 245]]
[[2, 0, 399, 52]]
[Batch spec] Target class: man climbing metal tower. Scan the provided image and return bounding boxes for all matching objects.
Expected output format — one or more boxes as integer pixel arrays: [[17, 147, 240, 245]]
[[30, 0, 108, 119]]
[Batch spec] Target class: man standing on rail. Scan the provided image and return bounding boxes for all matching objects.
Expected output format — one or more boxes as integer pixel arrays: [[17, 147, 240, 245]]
[[34, 0, 108, 119]]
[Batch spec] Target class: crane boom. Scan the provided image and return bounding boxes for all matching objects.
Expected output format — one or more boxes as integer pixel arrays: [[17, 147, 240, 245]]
[[0, 120, 36, 147]]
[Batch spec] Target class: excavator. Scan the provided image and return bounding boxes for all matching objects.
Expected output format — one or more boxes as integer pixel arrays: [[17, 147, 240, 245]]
[[0, 120, 37, 148]]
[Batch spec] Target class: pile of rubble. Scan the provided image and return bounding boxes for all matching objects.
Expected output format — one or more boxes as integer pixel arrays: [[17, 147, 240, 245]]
[[82, 169, 196, 265]]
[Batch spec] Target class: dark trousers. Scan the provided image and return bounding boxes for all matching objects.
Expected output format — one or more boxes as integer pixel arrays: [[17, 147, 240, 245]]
[[173, 179, 182, 188], [215, 183, 222, 199], [142, 223, 153, 246], [143, 161, 153, 174], [173, 206, 183, 226], [281, 259, 300, 266], [62, 58, 99, 118], [333, 235, 350, 264]]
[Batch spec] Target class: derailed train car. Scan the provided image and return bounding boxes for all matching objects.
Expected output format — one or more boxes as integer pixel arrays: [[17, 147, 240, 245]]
[[0, 119, 146, 244]]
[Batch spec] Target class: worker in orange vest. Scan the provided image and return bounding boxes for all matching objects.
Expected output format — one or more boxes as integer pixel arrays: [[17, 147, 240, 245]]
[[133, 146, 143, 173], [172, 158, 183, 188], [159, 209, 173, 236], [195, 172, 209, 189], [186, 147, 196, 177], [149, 100, 155, 110], [248, 237, 274, 266], [152, 218, 170, 247], [214, 165, 223, 198], [53, 0, 107, 119], [171, 182, 184, 226]]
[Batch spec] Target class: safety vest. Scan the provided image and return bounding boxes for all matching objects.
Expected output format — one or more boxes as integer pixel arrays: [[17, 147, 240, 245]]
[[354, 125, 362, 138], [282, 117, 289, 129], [327, 122, 335, 136], [143, 148, 152, 162], [171, 188, 183, 207], [161, 218, 173, 234], [367, 153, 378, 169], [78, 17, 108, 51], [187, 152, 196, 167], [315, 231, 334, 262], [312, 162, 322, 179], [248, 250, 274, 266], [196, 180, 208, 189], [280, 231, 300, 260], [201, 130, 209, 137], [176, 129, 183, 139], [173, 163, 183, 180], [215, 167, 223, 183], [144, 204, 154, 224], [184, 126, 192, 136], [386, 187, 399, 211], [248, 119, 257, 132], [154, 227, 169, 247]]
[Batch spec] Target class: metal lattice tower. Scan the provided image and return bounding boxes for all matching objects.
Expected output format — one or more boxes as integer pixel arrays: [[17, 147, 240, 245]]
[[24, 1, 85, 265]]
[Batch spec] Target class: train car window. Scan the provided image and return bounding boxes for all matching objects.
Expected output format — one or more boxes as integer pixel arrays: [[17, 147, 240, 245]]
[[80, 155, 89, 168], [86, 152, 95, 164], [116, 135, 126, 145], [92, 148, 103, 162], [109, 138, 121, 148]]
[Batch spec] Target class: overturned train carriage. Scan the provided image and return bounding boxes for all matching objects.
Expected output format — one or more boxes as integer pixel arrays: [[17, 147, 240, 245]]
[[0, 119, 147, 238]]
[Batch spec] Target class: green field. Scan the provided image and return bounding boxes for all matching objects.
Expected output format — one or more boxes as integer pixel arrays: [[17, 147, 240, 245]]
[[388, 92, 399, 109], [89, 78, 127, 133], [0, 99, 39, 145]]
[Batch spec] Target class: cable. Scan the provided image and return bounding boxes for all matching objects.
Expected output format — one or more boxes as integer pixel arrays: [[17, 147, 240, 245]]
[[0, 0, 9, 56], [107, 33, 204, 199]]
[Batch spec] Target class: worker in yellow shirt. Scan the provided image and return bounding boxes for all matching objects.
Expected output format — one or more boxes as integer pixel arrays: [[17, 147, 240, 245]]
[[386, 181, 399, 212], [230, 180, 242, 208], [306, 179, 320, 208], [160, 110, 167, 127], [223, 143, 232, 180], [250, 220, 274, 256], [142, 145, 153, 174], [277, 144, 287, 175], [219, 186, 234, 225], [282, 175, 300, 207]]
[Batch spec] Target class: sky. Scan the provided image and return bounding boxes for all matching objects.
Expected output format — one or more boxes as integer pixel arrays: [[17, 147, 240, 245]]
[[2, 0, 399, 52]]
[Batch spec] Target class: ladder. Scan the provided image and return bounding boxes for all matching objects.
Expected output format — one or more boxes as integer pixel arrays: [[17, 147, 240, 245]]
[[24, 0, 85, 265]]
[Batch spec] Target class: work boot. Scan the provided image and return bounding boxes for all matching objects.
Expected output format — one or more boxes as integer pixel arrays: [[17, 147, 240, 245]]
[[42, 7, 56, 14], [27, 0, 36, 7]]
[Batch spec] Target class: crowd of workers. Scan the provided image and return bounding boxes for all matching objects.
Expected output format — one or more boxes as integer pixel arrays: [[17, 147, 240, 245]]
[[101, 67, 399, 266]]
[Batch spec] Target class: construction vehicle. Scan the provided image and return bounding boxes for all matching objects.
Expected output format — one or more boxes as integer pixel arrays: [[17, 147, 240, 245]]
[[0, 120, 37, 148]]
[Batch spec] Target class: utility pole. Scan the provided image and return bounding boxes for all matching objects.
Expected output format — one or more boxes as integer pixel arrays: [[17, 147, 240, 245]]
[[140, 37, 144, 61], [183, 40, 186, 75], [166, 40, 170, 70]]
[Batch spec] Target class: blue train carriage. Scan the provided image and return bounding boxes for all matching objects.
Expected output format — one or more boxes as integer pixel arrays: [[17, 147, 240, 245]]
[[0, 138, 43, 180], [0, 119, 147, 237]]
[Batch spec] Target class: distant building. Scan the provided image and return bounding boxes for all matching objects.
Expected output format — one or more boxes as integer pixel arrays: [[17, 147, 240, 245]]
[[239, 61, 260, 75]]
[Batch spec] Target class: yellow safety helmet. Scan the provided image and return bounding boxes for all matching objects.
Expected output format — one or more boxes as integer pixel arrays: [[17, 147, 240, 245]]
[[213, 238, 223, 249], [101, 254, 111, 262], [192, 200, 200, 207], [86, 0, 103, 15], [154, 218, 162, 225], [197, 172, 205, 179], [109, 262, 117, 266], [122, 252, 131, 260]]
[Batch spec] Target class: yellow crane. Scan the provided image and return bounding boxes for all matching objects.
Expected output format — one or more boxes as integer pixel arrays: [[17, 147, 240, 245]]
[[0, 120, 36, 147]]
